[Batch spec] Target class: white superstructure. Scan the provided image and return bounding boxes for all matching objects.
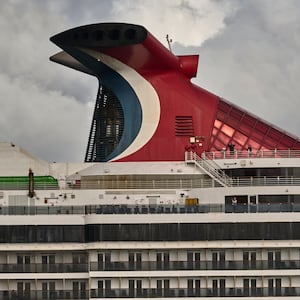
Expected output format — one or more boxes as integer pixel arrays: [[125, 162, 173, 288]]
[[0, 142, 300, 299]]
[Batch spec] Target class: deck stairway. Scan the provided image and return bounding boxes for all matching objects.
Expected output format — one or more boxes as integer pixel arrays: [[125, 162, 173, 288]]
[[185, 151, 232, 187]]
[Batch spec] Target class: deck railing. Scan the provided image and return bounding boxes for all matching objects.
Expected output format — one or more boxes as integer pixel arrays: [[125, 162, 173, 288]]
[[0, 290, 88, 300], [3, 203, 300, 215], [202, 149, 300, 160], [185, 151, 232, 187], [89, 286, 299, 298], [0, 263, 87, 273], [90, 259, 300, 271], [1, 176, 300, 190], [0, 287, 298, 299]]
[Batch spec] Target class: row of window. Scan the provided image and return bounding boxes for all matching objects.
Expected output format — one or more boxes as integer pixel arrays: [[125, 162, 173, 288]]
[[1, 222, 300, 242], [0, 249, 296, 272], [86, 222, 300, 241], [92, 277, 298, 298], [98, 277, 284, 297]]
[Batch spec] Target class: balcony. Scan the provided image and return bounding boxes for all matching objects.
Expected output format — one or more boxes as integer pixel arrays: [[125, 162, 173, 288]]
[[90, 259, 300, 272], [0, 263, 88, 273]]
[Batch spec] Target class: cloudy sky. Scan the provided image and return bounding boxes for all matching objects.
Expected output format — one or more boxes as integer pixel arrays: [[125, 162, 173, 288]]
[[1, 0, 300, 162]]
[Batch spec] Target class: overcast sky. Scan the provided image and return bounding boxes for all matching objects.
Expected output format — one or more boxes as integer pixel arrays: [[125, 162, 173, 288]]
[[1, 0, 300, 162]]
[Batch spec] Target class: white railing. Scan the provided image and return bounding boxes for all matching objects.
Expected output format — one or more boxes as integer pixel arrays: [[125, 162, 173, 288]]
[[203, 149, 300, 160], [1, 176, 300, 191], [232, 176, 300, 186], [70, 176, 300, 189], [185, 151, 232, 187], [185, 151, 300, 187]]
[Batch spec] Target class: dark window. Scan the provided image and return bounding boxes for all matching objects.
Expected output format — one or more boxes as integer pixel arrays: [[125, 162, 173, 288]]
[[37, 226, 47, 242], [48, 226, 63, 242], [180, 223, 206, 240], [10, 226, 27, 243], [235, 223, 263, 240], [151, 223, 178, 241], [0, 226, 8, 242], [291, 223, 300, 239], [64, 226, 84, 242], [0, 222, 300, 243], [207, 223, 233, 240], [101, 224, 120, 241], [85, 224, 100, 242], [120, 224, 149, 241]]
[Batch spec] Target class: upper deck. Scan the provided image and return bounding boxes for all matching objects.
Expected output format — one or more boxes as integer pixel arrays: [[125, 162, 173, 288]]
[[1, 149, 300, 190]]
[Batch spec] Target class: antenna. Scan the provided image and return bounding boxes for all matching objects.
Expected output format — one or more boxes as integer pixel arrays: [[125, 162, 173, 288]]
[[166, 34, 173, 52]]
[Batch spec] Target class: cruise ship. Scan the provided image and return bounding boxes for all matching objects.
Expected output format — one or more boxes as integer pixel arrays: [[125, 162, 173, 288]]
[[1, 22, 300, 299]]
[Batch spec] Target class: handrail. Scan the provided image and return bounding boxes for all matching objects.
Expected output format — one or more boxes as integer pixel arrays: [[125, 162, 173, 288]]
[[185, 152, 232, 187], [90, 259, 300, 271], [203, 149, 300, 160], [4, 202, 300, 215], [1, 176, 300, 190]]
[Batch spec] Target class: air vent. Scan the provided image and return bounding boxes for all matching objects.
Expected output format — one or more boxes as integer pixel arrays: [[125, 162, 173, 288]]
[[175, 116, 194, 136]]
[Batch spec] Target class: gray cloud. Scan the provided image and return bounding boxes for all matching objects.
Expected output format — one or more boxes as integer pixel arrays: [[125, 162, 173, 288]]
[[0, 0, 96, 162], [111, 0, 237, 46], [195, 0, 300, 137], [1, 0, 300, 162]]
